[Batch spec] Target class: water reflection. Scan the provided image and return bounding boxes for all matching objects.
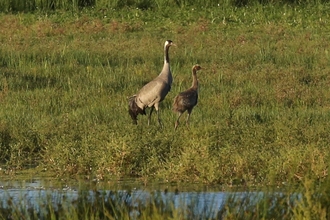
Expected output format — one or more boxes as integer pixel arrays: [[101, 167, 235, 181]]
[[0, 179, 298, 219]]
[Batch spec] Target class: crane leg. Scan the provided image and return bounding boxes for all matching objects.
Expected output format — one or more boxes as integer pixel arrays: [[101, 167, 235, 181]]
[[154, 103, 163, 128], [186, 114, 190, 127], [148, 107, 154, 126], [157, 110, 163, 128], [186, 109, 192, 128], [174, 113, 182, 130]]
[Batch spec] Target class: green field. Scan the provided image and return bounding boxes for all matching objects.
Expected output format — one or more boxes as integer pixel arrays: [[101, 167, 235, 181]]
[[1, 0, 330, 189], [2, 1, 330, 219]]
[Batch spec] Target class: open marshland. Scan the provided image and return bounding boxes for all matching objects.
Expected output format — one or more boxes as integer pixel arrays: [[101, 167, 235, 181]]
[[1, 0, 330, 218], [1, 2, 330, 217]]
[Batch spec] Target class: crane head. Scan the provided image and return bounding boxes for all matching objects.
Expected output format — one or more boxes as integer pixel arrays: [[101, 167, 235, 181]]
[[193, 64, 202, 71], [165, 40, 176, 47]]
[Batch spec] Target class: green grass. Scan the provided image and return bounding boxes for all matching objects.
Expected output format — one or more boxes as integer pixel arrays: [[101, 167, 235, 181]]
[[1, 2, 330, 188], [0, 0, 328, 12]]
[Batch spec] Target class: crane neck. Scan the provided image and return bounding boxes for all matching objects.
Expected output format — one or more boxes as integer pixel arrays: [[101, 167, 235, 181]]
[[164, 44, 171, 64], [160, 44, 171, 77], [191, 68, 198, 89]]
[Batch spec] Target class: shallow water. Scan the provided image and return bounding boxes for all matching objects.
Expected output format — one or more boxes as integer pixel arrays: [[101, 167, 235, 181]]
[[0, 178, 298, 219]]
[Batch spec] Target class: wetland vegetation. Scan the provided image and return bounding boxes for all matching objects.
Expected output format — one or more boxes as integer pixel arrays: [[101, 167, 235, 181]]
[[1, 0, 330, 218]]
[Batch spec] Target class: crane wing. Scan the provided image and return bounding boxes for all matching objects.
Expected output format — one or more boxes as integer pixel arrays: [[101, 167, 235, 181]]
[[135, 78, 170, 109], [177, 89, 198, 108]]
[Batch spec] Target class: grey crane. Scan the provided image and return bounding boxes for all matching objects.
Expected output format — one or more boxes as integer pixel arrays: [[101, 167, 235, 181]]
[[128, 40, 175, 127], [172, 64, 202, 130]]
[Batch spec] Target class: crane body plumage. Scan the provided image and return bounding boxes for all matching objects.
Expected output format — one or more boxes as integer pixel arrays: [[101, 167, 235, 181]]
[[173, 64, 202, 130], [128, 40, 174, 127]]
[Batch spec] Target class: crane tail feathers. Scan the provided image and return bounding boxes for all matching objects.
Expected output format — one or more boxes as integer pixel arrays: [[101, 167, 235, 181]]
[[128, 95, 146, 124]]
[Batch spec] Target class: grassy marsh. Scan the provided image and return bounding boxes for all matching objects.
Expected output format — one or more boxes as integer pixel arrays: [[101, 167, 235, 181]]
[[1, 2, 330, 189]]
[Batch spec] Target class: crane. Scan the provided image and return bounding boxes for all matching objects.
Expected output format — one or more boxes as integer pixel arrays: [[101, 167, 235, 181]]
[[172, 64, 202, 130], [128, 40, 175, 127]]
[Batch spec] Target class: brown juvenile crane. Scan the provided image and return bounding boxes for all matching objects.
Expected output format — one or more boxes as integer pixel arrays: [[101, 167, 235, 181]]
[[128, 40, 175, 127], [172, 64, 202, 130]]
